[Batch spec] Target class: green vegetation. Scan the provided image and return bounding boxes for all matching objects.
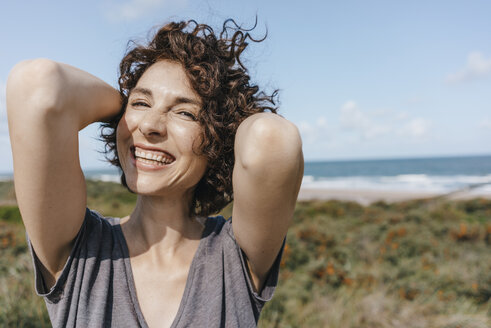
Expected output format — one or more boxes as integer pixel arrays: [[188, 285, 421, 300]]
[[85, 180, 137, 218], [260, 199, 491, 328], [0, 181, 16, 205], [0, 181, 490, 327]]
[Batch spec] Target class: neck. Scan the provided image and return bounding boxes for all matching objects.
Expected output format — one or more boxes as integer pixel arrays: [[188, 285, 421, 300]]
[[121, 191, 205, 261]]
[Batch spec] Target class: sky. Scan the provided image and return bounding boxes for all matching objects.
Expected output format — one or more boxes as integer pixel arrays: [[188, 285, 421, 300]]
[[1, 0, 490, 173]]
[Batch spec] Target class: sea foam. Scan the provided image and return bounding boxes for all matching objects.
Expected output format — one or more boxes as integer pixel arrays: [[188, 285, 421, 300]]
[[301, 174, 491, 194]]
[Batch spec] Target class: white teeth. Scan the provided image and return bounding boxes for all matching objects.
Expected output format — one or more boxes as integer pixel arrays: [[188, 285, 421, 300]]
[[134, 148, 174, 164], [137, 157, 165, 166]]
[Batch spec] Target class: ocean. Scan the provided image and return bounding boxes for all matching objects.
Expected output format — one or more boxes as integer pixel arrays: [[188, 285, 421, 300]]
[[302, 155, 491, 194], [2, 155, 490, 195]]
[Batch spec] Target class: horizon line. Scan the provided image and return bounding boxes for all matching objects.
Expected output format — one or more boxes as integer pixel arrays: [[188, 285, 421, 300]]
[[1, 153, 490, 176]]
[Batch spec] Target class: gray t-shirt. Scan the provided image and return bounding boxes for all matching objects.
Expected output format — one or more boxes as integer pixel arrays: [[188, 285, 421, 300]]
[[28, 208, 284, 327]]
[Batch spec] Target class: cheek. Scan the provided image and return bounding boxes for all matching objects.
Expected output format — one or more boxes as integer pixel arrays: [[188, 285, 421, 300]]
[[172, 123, 204, 153], [116, 111, 139, 140], [116, 118, 128, 139], [115, 114, 133, 158]]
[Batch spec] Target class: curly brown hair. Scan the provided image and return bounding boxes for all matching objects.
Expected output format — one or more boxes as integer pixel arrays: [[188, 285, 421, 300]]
[[100, 19, 278, 217]]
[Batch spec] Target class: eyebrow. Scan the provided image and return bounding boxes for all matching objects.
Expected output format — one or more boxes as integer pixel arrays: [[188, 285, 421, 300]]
[[174, 96, 201, 107], [130, 87, 153, 97], [129, 87, 201, 107]]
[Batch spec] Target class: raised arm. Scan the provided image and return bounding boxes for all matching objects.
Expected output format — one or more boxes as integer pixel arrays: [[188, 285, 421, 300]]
[[231, 112, 303, 293], [6, 59, 121, 287]]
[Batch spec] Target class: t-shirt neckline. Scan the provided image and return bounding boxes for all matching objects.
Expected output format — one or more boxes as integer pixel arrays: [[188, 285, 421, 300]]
[[115, 216, 212, 328]]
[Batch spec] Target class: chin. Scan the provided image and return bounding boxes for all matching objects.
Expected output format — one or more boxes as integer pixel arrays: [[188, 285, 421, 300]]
[[126, 179, 165, 196], [124, 175, 193, 198]]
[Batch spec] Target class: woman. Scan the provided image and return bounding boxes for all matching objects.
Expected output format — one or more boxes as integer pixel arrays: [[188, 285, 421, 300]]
[[6, 20, 303, 327]]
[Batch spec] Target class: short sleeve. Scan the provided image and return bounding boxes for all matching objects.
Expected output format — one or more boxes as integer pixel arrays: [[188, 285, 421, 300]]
[[26, 208, 92, 302]]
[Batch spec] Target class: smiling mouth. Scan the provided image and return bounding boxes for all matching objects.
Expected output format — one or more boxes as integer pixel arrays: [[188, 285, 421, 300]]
[[131, 146, 176, 166]]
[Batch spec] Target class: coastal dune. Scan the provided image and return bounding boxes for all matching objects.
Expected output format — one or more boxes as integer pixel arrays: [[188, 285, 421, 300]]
[[298, 186, 491, 205], [298, 187, 439, 205]]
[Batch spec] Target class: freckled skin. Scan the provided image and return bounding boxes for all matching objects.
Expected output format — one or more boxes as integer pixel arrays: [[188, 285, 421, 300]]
[[116, 60, 208, 198]]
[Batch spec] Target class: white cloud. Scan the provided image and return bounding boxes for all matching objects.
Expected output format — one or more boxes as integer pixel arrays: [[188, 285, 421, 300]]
[[292, 101, 434, 159], [446, 51, 491, 84], [102, 0, 184, 22], [298, 116, 330, 145], [339, 101, 432, 141], [340, 101, 390, 139], [399, 118, 431, 138], [479, 118, 491, 130]]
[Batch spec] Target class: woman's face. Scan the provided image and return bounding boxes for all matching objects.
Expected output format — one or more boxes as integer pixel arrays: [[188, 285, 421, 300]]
[[116, 60, 208, 197]]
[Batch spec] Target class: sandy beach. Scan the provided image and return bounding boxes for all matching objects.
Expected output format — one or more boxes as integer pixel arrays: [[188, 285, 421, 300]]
[[298, 187, 491, 205]]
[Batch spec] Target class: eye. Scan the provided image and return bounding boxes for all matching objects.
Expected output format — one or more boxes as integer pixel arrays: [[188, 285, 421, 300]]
[[130, 101, 149, 108], [177, 111, 197, 121]]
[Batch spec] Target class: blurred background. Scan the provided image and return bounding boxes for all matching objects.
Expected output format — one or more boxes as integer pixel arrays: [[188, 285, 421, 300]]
[[0, 1, 490, 327]]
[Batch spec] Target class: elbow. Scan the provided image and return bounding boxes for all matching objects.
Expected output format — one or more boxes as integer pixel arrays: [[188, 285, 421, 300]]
[[236, 113, 304, 171], [7, 58, 65, 117]]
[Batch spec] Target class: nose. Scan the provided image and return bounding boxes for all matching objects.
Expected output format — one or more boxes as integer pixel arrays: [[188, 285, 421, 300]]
[[138, 110, 167, 137]]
